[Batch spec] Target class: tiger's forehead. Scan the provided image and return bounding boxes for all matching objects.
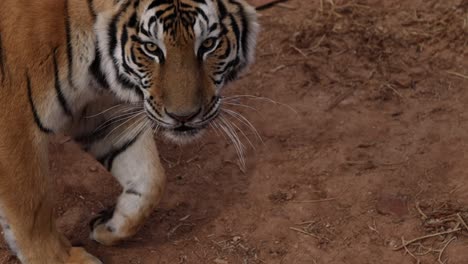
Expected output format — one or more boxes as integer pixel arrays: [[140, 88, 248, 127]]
[[139, 0, 220, 44]]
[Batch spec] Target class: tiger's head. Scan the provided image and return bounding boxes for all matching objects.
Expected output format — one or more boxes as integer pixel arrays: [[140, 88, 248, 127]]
[[96, 0, 258, 142]]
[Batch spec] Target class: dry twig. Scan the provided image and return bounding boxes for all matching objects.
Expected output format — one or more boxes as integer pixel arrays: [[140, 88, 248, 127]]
[[292, 198, 336, 203], [393, 228, 461, 250], [289, 227, 321, 239], [446, 71, 468, 80]]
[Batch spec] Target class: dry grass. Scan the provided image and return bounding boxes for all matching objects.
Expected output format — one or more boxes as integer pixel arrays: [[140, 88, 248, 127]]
[[393, 201, 468, 263]]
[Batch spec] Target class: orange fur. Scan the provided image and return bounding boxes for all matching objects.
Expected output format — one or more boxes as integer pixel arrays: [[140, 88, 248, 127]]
[[0, 1, 105, 263], [0, 0, 257, 263]]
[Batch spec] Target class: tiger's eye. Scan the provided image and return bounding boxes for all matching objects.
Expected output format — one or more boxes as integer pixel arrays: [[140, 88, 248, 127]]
[[201, 38, 216, 49], [144, 43, 159, 54]]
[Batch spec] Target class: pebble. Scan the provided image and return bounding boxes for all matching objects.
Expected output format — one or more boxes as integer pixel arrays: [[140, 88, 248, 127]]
[[214, 259, 228, 264], [376, 195, 409, 219]]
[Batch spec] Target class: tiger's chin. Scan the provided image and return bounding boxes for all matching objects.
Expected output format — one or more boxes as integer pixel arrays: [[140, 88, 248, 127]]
[[162, 126, 206, 144]]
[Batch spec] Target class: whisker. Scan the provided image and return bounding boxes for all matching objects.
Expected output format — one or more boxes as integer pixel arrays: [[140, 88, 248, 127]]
[[113, 115, 148, 145], [93, 110, 145, 132], [223, 94, 298, 114], [209, 122, 222, 138], [150, 122, 160, 136], [221, 108, 263, 143], [221, 113, 255, 150], [220, 116, 244, 151], [212, 121, 229, 142], [154, 126, 160, 136], [129, 119, 150, 143], [218, 122, 241, 163], [219, 116, 246, 169], [105, 112, 146, 141], [85, 102, 143, 119], [128, 116, 149, 140], [222, 101, 259, 112]]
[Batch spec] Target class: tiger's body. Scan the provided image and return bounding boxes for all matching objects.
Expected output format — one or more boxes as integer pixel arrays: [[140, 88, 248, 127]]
[[0, 0, 258, 263]]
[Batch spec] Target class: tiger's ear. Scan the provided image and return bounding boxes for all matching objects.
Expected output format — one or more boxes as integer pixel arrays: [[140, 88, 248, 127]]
[[240, 1, 259, 69], [226, 0, 259, 82], [113, 0, 131, 6]]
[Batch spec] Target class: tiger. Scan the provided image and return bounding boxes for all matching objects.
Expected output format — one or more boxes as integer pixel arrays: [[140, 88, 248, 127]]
[[0, 0, 258, 263]]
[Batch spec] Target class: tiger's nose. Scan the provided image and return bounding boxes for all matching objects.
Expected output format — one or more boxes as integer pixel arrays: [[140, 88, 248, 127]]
[[165, 108, 201, 123]]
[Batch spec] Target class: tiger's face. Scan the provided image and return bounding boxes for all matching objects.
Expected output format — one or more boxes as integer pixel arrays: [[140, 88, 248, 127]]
[[98, 0, 258, 142]]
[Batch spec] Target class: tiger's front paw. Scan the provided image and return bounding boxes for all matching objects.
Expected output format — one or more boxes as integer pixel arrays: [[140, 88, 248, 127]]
[[90, 207, 120, 246], [89, 207, 114, 232], [66, 247, 102, 264]]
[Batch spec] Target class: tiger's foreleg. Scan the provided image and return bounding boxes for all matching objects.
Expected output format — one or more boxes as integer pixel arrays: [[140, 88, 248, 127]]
[[0, 129, 101, 264], [73, 108, 166, 246], [91, 129, 166, 245]]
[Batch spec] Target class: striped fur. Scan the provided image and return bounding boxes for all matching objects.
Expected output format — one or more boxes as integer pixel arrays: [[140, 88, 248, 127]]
[[0, 32, 5, 84], [0, 0, 257, 263]]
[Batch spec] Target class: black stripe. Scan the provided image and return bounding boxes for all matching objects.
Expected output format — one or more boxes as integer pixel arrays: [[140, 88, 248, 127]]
[[125, 189, 142, 197], [204, 99, 220, 120], [227, 0, 250, 58], [194, 7, 209, 24], [87, 0, 97, 19], [209, 23, 219, 33], [64, 0, 76, 90], [128, 12, 138, 28], [148, 0, 172, 11], [211, 76, 223, 85], [213, 69, 227, 75], [130, 49, 144, 68], [228, 14, 241, 55], [0, 32, 5, 83], [120, 28, 139, 76], [255, 0, 287, 10], [218, 38, 231, 60], [180, 2, 195, 9], [216, 0, 228, 19], [163, 13, 177, 24], [53, 51, 73, 117], [108, 2, 143, 95], [155, 6, 173, 19], [74, 127, 108, 146], [223, 57, 239, 71], [98, 132, 142, 170], [90, 46, 110, 89], [26, 73, 53, 133], [224, 57, 240, 82], [109, 2, 131, 60]]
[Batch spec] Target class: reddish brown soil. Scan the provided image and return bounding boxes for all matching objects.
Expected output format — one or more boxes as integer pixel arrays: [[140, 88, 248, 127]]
[[1, 0, 468, 263]]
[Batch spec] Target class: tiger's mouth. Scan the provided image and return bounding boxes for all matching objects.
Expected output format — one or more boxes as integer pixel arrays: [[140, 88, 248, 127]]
[[144, 97, 221, 143], [162, 124, 206, 143], [164, 112, 218, 141], [171, 124, 202, 136], [174, 125, 198, 133], [145, 110, 219, 143]]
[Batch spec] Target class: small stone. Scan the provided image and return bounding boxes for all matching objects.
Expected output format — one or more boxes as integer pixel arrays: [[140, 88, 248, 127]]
[[392, 73, 413, 88], [388, 239, 399, 248], [214, 258, 228, 264], [89, 166, 98, 172], [376, 195, 409, 219], [285, 192, 295, 201]]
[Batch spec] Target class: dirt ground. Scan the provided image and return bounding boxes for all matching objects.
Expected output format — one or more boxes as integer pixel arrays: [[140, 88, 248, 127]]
[[1, 0, 468, 263]]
